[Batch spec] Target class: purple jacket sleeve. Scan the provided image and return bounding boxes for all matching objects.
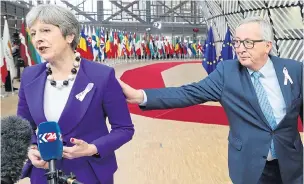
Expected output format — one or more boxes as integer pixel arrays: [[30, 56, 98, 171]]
[[17, 68, 37, 145], [91, 68, 134, 157]]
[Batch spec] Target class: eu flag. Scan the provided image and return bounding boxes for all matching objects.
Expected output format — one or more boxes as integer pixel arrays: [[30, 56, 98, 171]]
[[218, 28, 233, 62], [202, 27, 217, 74]]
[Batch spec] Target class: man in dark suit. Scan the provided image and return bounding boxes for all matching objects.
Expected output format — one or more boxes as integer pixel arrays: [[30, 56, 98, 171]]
[[119, 16, 303, 184]]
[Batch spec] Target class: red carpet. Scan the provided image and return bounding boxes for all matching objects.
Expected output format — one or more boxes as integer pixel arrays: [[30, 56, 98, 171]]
[[120, 61, 303, 131]]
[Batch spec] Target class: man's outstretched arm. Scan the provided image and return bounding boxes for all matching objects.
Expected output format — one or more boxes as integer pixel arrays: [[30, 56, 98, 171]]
[[119, 61, 225, 110]]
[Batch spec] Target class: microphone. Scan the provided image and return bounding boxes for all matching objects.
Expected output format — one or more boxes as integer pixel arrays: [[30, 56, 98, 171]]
[[37, 122, 83, 184], [1, 115, 33, 184], [37, 121, 63, 184]]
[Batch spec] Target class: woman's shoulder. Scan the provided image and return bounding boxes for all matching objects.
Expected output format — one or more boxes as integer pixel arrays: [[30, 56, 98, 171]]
[[24, 62, 46, 72], [81, 59, 114, 76], [22, 63, 47, 80]]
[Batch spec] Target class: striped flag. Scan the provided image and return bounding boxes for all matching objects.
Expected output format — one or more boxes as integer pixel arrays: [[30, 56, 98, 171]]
[[91, 26, 100, 61], [135, 34, 141, 56], [99, 28, 105, 60], [86, 26, 94, 60], [26, 27, 44, 65], [19, 19, 31, 66]]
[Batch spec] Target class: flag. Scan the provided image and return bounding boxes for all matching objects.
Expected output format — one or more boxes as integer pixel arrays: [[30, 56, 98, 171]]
[[197, 41, 203, 54], [26, 27, 41, 65], [202, 27, 217, 74], [183, 43, 187, 55], [149, 36, 154, 56], [169, 43, 174, 56], [113, 31, 119, 58], [187, 43, 192, 57], [76, 27, 89, 59], [99, 28, 105, 60], [175, 43, 180, 54], [105, 30, 112, 58], [135, 34, 141, 56], [0, 41, 8, 83], [218, 27, 233, 62], [92, 26, 100, 61], [157, 40, 163, 55], [145, 41, 150, 56], [191, 43, 197, 56], [86, 26, 94, 60], [2, 18, 17, 79], [164, 40, 169, 55], [19, 19, 32, 66], [124, 34, 131, 56]]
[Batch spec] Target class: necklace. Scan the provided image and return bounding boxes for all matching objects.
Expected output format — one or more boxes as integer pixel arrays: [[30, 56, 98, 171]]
[[46, 51, 81, 89]]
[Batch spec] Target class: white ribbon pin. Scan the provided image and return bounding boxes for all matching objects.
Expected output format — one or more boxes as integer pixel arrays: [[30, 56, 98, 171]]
[[283, 67, 293, 85], [75, 83, 94, 102]]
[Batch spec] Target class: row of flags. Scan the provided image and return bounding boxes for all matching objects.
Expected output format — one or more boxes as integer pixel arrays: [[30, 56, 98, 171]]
[[202, 27, 234, 74], [0, 18, 205, 84], [76, 25, 205, 61]]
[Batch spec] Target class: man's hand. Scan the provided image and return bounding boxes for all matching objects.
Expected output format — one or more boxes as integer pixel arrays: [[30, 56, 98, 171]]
[[118, 80, 144, 104], [63, 138, 98, 159]]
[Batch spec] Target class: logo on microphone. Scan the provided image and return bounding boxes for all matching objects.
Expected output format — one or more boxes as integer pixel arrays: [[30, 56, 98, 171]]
[[39, 132, 61, 143]]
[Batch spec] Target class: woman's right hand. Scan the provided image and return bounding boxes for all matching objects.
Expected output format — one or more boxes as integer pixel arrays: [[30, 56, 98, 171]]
[[28, 145, 49, 169]]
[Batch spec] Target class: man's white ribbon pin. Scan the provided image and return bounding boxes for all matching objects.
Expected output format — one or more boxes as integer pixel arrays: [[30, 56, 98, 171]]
[[283, 67, 293, 85]]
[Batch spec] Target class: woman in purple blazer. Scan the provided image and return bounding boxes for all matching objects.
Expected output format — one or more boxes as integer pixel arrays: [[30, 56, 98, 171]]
[[17, 4, 134, 184]]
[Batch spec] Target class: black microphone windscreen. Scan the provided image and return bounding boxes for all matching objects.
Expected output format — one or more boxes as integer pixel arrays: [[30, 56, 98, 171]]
[[1, 115, 33, 183]]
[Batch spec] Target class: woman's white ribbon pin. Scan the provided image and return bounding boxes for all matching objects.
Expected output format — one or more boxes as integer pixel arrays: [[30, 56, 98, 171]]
[[76, 83, 94, 101]]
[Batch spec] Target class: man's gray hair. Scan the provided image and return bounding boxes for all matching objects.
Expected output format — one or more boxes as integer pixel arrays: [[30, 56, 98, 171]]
[[238, 16, 274, 42], [26, 4, 80, 50], [237, 16, 276, 55]]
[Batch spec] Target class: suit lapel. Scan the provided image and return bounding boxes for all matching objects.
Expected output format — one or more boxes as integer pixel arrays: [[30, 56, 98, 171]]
[[271, 56, 292, 111], [24, 64, 48, 125], [58, 61, 96, 135], [239, 65, 271, 129]]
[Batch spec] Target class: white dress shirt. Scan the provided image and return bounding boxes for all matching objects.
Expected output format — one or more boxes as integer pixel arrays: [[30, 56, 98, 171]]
[[247, 58, 286, 160], [44, 80, 75, 122], [140, 89, 148, 106]]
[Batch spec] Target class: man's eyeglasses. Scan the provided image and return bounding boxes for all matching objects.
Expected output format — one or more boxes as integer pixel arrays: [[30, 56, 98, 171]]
[[231, 39, 265, 49]]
